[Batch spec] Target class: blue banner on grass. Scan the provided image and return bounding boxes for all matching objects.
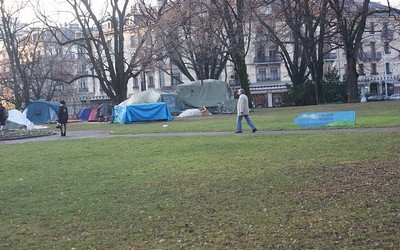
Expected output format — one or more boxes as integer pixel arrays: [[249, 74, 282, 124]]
[[294, 111, 356, 127]]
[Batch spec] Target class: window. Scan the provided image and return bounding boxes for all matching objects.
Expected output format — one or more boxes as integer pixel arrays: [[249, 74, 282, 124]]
[[77, 47, 85, 59], [133, 77, 139, 88], [80, 65, 86, 75], [358, 64, 365, 75], [369, 22, 375, 33], [256, 46, 266, 61], [32, 33, 38, 42], [386, 63, 391, 74], [382, 22, 389, 33], [384, 42, 390, 54], [269, 49, 277, 61], [270, 67, 279, 80], [148, 75, 154, 87], [381, 22, 393, 40], [79, 79, 88, 92], [172, 72, 181, 85], [75, 31, 82, 39], [370, 42, 376, 53], [257, 68, 267, 81], [371, 63, 377, 75]]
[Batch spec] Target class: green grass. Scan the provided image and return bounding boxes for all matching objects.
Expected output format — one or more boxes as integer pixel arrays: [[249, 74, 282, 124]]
[[67, 101, 400, 134], [1, 102, 400, 248]]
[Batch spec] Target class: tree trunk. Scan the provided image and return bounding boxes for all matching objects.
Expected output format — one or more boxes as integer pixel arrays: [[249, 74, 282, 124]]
[[234, 58, 252, 106], [346, 57, 359, 103]]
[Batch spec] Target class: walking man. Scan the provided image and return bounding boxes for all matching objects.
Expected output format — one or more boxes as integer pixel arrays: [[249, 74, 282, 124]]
[[58, 100, 68, 136], [235, 88, 257, 133]]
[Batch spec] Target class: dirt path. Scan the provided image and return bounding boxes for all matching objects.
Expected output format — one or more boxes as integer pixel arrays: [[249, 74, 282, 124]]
[[1, 127, 400, 145]]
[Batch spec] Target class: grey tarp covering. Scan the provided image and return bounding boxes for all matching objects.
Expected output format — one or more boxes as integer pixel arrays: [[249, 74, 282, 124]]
[[174, 80, 230, 107], [119, 79, 236, 114]]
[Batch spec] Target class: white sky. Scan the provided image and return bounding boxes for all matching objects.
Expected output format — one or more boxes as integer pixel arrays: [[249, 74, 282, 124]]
[[17, 0, 107, 24], [15, 0, 398, 24]]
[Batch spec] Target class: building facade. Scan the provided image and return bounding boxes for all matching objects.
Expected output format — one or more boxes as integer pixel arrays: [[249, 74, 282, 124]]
[[1, 1, 399, 116]]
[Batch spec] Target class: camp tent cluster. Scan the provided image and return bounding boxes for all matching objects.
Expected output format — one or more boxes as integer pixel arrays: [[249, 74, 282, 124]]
[[3, 80, 236, 129], [4, 99, 59, 130], [76, 102, 112, 122], [113, 80, 236, 124]]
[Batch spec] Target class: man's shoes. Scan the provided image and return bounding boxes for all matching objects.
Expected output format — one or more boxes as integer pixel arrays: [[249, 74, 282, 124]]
[[235, 131, 242, 133], [252, 128, 257, 133]]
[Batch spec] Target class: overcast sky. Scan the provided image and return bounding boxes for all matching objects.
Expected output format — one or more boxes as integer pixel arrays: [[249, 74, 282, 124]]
[[16, 0, 397, 24], [18, 0, 109, 24], [16, 0, 161, 23]]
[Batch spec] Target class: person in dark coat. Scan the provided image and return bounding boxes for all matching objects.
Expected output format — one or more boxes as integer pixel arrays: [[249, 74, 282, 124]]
[[0, 102, 6, 131], [58, 100, 69, 136]]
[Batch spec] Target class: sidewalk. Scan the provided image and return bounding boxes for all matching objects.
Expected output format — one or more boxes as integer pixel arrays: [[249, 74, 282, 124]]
[[1, 127, 400, 145]]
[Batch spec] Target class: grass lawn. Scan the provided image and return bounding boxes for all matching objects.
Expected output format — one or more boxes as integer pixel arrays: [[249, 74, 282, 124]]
[[1, 102, 399, 248], [66, 101, 400, 134]]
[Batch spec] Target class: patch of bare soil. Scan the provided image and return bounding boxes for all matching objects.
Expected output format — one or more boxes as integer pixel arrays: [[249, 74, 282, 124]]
[[313, 162, 398, 199]]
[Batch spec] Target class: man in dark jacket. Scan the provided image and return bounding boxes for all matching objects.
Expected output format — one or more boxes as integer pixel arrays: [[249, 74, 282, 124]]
[[0, 102, 7, 131], [58, 100, 68, 136], [0, 102, 8, 131]]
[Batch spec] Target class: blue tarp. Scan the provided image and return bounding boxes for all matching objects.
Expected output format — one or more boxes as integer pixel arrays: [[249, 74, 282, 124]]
[[294, 111, 356, 127], [24, 99, 60, 124], [113, 102, 173, 124]]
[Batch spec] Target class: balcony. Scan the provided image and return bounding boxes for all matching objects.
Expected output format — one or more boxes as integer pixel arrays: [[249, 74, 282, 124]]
[[357, 51, 382, 61], [257, 76, 281, 82], [381, 30, 394, 40], [323, 52, 337, 60], [254, 55, 282, 64]]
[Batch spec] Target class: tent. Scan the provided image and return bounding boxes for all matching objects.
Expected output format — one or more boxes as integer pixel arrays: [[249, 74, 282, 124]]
[[77, 107, 92, 121], [88, 108, 98, 122], [119, 89, 185, 115], [23, 99, 60, 124], [113, 102, 173, 124], [4, 109, 47, 130], [174, 80, 230, 108], [96, 102, 113, 122], [119, 80, 236, 114]]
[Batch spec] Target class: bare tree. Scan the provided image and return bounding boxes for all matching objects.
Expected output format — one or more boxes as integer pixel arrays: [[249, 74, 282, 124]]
[[40, 0, 171, 104], [255, 1, 310, 88], [0, 0, 32, 109], [256, 0, 337, 104], [160, 0, 229, 82], [209, 0, 254, 106], [329, 0, 371, 103], [27, 30, 77, 100], [301, 0, 334, 104]]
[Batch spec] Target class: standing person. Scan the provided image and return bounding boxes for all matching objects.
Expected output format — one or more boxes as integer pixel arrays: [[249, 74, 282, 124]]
[[235, 88, 257, 133], [58, 100, 68, 136], [0, 102, 7, 131]]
